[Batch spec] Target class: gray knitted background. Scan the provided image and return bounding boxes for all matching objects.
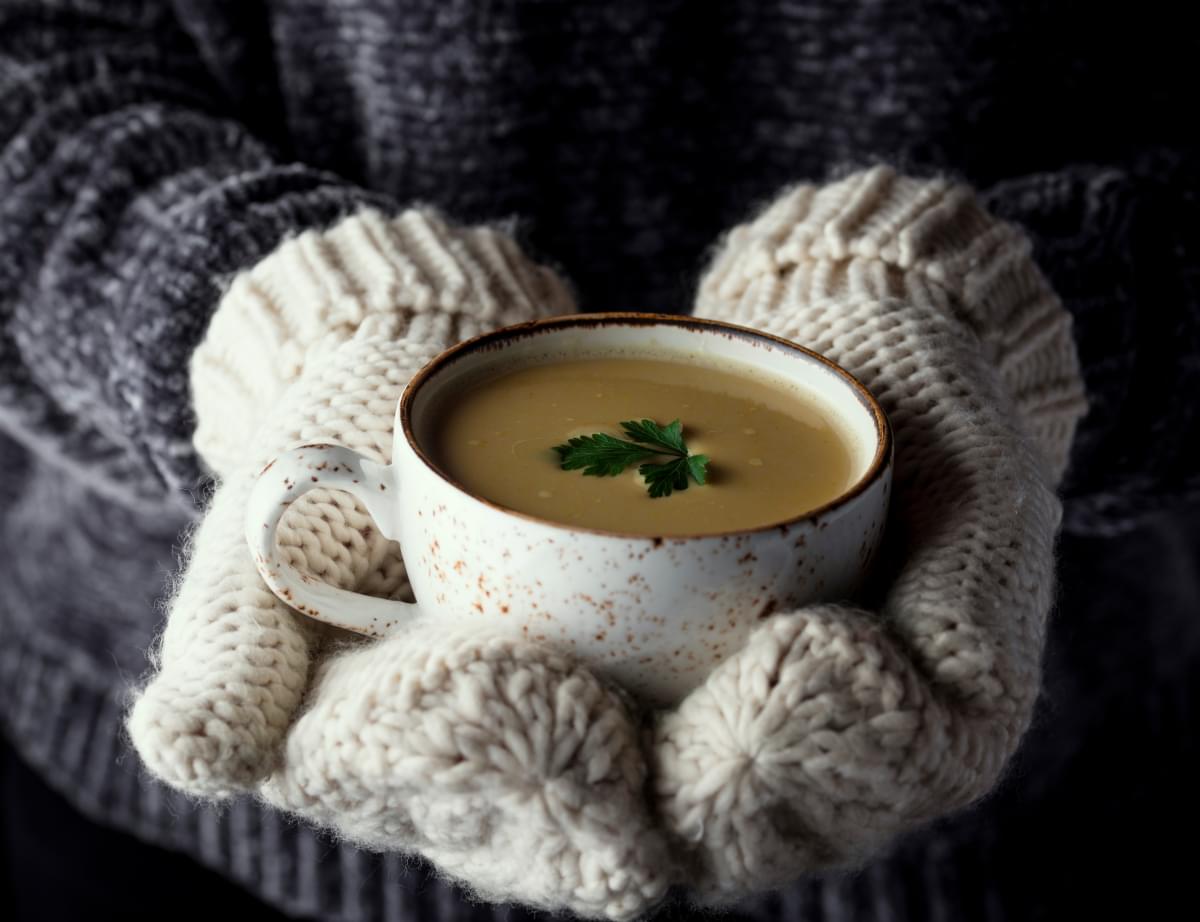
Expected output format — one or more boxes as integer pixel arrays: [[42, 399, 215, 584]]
[[1, 1, 1197, 919]]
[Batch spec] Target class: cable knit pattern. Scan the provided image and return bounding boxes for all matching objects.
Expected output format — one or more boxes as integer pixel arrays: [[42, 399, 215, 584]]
[[652, 168, 1087, 905]]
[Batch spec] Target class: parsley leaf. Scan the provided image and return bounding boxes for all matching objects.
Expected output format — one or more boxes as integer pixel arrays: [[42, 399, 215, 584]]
[[552, 418, 710, 498], [620, 418, 687, 455], [553, 432, 657, 477], [639, 456, 692, 498], [686, 453, 711, 485]]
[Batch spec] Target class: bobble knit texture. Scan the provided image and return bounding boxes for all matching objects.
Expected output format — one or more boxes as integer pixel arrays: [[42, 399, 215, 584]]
[[125, 170, 1085, 920]]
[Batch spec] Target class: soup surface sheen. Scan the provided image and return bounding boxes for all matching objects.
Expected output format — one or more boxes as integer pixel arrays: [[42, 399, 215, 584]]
[[429, 355, 855, 535]]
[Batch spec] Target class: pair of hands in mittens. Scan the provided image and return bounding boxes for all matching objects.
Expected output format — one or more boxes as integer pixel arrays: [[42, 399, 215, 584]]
[[126, 167, 1088, 921]]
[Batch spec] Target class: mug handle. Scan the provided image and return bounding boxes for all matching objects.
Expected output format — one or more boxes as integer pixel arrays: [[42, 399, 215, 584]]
[[244, 443, 421, 636]]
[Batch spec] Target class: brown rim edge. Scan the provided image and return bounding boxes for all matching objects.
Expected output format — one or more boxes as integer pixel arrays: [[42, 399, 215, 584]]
[[399, 312, 893, 541]]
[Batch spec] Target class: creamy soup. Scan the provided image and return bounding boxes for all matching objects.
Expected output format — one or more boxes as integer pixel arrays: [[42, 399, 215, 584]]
[[427, 356, 856, 535]]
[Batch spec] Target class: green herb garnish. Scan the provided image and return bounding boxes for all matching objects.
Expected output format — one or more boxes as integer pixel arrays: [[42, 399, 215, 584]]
[[553, 418, 710, 498]]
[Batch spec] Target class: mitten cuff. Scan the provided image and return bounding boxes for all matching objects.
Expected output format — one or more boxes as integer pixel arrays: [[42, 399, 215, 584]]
[[191, 207, 574, 476], [697, 166, 1088, 483]]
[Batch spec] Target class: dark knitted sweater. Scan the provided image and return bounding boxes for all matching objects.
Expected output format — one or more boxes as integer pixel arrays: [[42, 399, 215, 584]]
[[1, 2, 1197, 920]]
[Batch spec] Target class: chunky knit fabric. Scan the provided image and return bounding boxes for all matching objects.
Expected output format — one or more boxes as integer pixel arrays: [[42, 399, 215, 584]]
[[128, 209, 675, 918], [125, 170, 1085, 919], [128, 206, 574, 789], [671, 167, 1087, 898], [1, 2, 1197, 921]]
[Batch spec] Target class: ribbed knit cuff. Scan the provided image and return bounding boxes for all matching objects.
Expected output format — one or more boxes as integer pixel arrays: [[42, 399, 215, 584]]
[[190, 207, 575, 479], [696, 166, 1089, 484]]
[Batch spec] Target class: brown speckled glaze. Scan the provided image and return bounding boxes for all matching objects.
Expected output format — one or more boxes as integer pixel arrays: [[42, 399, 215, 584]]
[[246, 313, 892, 707]]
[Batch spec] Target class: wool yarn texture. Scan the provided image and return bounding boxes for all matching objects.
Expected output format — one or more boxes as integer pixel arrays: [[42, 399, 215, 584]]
[[124, 168, 1087, 921], [126, 209, 678, 919], [667, 165, 1088, 902]]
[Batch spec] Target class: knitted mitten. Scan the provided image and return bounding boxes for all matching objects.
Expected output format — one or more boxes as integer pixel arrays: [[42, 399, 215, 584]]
[[125, 169, 1090, 921], [652, 166, 1089, 907], [124, 209, 672, 920]]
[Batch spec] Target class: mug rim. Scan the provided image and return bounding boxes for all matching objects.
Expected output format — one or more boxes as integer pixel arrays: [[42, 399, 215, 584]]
[[398, 312, 892, 540]]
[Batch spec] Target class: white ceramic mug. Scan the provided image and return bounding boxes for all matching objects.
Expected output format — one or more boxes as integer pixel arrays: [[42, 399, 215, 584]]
[[246, 313, 892, 707]]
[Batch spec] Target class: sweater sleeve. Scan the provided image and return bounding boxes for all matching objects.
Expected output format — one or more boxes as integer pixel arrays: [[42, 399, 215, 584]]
[[0, 0, 393, 512], [980, 151, 1200, 535]]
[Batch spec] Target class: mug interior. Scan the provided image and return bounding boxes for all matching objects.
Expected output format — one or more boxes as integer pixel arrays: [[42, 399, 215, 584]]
[[405, 313, 887, 532]]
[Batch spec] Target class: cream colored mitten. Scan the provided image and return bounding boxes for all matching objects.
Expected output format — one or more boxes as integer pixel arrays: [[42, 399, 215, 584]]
[[652, 166, 1089, 907], [126, 170, 1090, 921], [124, 208, 673, 920]]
